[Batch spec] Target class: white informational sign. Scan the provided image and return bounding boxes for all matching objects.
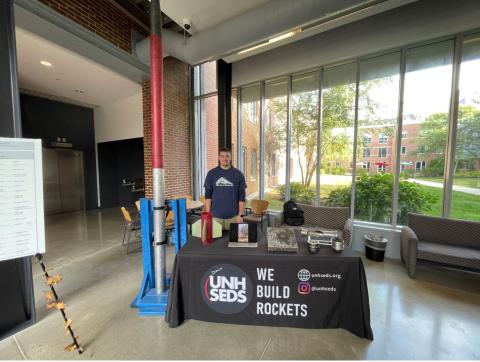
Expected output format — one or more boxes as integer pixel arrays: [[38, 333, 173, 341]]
[[0, 137, 45, 262]]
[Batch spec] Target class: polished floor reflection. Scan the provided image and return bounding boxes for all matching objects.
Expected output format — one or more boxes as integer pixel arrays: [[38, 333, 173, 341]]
[[0, 208, 479, 360]]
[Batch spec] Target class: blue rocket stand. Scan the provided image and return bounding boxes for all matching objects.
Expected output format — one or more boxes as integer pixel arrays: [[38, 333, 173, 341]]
[[131, 197, 188, 316]]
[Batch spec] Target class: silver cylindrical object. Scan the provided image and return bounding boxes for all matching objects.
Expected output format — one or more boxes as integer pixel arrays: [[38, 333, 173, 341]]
[[153, 168, 166, 294]]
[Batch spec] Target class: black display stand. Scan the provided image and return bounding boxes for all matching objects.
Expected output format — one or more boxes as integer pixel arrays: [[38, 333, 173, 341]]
[[0, 0, 36, 340]]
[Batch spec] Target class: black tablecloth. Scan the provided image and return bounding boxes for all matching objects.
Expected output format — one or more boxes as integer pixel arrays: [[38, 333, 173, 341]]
[[165, 230, 373, 340]]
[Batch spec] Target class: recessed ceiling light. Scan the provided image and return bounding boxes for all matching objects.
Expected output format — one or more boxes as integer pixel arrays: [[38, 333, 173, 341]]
[[40, 60, 52, 67], [74, 89, 84, 94]]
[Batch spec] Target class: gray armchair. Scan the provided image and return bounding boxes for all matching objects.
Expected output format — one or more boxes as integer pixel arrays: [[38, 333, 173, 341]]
[[272, 204, 352, 247], [400, 213, 480, 278]]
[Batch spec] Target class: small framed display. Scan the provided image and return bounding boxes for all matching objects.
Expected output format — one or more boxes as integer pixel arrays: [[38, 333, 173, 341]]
[[228, 223, 258, 247]]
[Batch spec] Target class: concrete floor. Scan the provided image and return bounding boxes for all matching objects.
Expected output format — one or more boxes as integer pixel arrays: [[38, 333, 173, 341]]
[[1, 208, 479, 360]]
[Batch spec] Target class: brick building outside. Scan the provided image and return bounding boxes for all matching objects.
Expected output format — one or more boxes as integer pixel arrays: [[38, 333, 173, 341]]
[[357, 115, 441, 176]]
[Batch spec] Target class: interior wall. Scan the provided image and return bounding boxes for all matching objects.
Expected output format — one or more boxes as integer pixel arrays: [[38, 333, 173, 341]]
[[351, 224, 401, 260], [97, 137, 144, 208], [232, 0, 480, 86], [94, 92, 143, 144], [20, 94, 97, 210]]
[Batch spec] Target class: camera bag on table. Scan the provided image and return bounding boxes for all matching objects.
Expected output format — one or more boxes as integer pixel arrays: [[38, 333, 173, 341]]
[[283, 200, 304, 226]]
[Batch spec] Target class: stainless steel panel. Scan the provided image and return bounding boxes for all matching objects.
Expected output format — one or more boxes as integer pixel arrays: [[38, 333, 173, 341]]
[[42, 147, 61, 215], [58, 149, 85, 212]]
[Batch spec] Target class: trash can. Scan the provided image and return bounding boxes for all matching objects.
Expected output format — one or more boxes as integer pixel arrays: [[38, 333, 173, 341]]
[[363, 234, 388, 262]]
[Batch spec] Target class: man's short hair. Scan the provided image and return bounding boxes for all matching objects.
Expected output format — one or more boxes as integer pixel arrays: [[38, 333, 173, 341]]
[[219, 147, 231, 154]]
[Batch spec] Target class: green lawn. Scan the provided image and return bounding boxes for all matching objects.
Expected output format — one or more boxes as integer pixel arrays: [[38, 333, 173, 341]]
[[416, 185, 480, 221], [417, 177, 480, 189], [265, 182, 480, 222]]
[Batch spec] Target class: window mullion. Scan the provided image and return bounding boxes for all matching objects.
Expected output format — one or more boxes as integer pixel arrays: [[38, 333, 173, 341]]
[[443, 33, 463, 218]]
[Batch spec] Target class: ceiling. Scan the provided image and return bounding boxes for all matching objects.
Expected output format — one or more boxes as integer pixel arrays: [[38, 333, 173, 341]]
[[159, 0, 270, 33], [15, 28, 142, 108]]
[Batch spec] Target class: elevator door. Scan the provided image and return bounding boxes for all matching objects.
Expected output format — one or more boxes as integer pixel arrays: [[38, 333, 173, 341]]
[[58, 149, 85, 212], [42, 148, 61, 214], [42, 148, 85, 214]]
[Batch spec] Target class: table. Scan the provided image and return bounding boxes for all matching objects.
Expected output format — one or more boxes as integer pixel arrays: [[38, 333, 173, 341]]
[[166, 229, 374, 340], [186, 200, 203, 211]]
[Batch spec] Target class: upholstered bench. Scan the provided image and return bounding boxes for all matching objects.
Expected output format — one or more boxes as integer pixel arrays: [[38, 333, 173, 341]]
[[400, 213, 480, 277], [271, 204, 352, 247]]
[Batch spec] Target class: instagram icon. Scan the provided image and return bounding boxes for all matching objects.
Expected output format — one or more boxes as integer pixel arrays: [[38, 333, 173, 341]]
[[298, 282, 311, 295]]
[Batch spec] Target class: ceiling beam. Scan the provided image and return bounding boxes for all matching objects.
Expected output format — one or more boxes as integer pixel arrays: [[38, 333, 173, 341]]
[[109, 0, 150, 31]]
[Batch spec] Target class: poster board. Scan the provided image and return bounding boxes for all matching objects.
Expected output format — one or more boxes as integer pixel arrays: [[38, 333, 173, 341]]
[[0, 137, 45, 261]]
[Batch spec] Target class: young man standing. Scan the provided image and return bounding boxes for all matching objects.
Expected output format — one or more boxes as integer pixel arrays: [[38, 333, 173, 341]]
[[204, 148, 247, 230]]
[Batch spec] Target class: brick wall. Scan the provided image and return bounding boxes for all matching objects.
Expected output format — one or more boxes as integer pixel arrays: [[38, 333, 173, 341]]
[[39, 0, 148, 53], [143, 57, 192, 199]]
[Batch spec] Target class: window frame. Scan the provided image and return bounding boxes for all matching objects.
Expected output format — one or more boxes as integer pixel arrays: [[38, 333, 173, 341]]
[[415, 160, 426, 171], [223, 30, 480, 224]]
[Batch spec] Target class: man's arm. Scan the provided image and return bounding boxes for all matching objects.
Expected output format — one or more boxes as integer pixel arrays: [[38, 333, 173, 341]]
[[204, 172, 213, 213], [205, 198, 212, 213], [236, 173, 247, 222]]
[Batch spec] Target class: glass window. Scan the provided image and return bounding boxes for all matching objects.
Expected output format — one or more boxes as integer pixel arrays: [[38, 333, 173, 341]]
[[204, 96, 219, 172], [398, 40, 453, 223], [193, 61, 218, 197], [231, 89, 238, 167], [193, 94, 218, 195], [401, 146, 407, 155], [363, 148, 371, 158], [241, 84, 260, 201], [251, 149, 257, 180], [415, 161, 426, 171], [355, 52, 400, 223], [193, 66, 201, 97], [242, 146, 247, 179], [201, 61, 217, 95], [363, 134, 372, 144], [291, 71, 319, 205], [246, 103, 258, 124], [451, 34, 480, 221], [321, 64, 356, 207], [194, 61, 217, 97], [402, 131, 408, 139], [265, 78, 288, 211]]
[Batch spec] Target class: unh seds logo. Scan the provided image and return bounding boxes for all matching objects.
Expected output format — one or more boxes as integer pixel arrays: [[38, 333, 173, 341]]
[[201, 264, 253, 314]]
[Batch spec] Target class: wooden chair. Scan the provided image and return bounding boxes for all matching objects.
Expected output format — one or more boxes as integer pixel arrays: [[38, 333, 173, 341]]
[[120, 207, 141, 253], [172, 194, 193, 201], [165, 208, 174, 229], [171, 195, 201, 234], [244, 199, 269, 232]]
